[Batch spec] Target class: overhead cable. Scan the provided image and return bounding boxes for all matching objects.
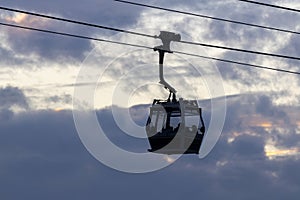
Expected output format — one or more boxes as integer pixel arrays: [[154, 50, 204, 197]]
[[179, 40, 300, 61], [0, 6, 155, 39], [0, 22, 152, 49], [114, 0, 300, 35], [1, 6, 299, 60], [238, 0, 300, 13], [174, 50, 300, 75], [1, 22, 299, 75]]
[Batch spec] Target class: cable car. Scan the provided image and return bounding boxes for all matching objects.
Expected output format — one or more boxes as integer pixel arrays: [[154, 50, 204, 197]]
[[145, 31, 206, 154], [146, 94, 205, 154]]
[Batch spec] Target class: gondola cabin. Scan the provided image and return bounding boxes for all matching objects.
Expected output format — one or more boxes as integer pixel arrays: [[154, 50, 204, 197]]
[[146, 97, 205, 154]]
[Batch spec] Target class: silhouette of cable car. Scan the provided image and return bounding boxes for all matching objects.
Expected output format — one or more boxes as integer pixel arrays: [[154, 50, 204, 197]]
[[145, 31, 206, 154], [146, 94, 205, 154]]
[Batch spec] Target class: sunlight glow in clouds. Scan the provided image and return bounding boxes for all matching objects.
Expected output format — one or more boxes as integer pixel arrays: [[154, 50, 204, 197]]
[[265, 145, 300, 159], [3, 12, 49, 28], [5, 13, 27, 23], [4, 13, 28, 24]]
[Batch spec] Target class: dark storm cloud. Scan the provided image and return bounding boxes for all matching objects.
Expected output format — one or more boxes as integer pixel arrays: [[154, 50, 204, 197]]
[[1, 0, 144, 61], [0, 101, 300, 199], [0, 86, 29, 110]]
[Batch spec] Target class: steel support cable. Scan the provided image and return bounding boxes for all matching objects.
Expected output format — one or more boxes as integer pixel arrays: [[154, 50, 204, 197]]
[[1, 6, 300, 60], [238, 0, 300, 13], [173, 50, 300, 75], [114, 0, 300, 35], [1, 22, 299, 75], [179, 40, 300, 61], [0, 22, 152, 49], [0, 6, 155, 39]]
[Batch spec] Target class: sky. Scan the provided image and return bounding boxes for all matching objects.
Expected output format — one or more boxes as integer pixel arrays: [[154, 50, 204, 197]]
[[1, 0, 300, 199]]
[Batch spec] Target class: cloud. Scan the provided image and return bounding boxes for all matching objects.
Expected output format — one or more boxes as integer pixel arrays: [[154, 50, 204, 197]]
[[0, 99, 300, 199], [0, 0, 142, 27], [0, 86, 29, 121], [0, 0, 144, 62], [45, 94, 72, 104], [1, 0, 300, 110], [3, 19, 92, 62], [1, 1, 300, 198], [255, 95, 285, 117], [0, 86, 29, 110], [0, 108, 14, 121], [0, 46, 20, 65]]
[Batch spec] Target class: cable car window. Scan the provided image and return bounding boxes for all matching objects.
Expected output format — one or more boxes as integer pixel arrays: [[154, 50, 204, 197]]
[[170, 115, 181, 129], [185, 115, 200, 128], [156, 111, 166, 132], [149, 110, 158, 128], [184, 108, 199, 126]]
